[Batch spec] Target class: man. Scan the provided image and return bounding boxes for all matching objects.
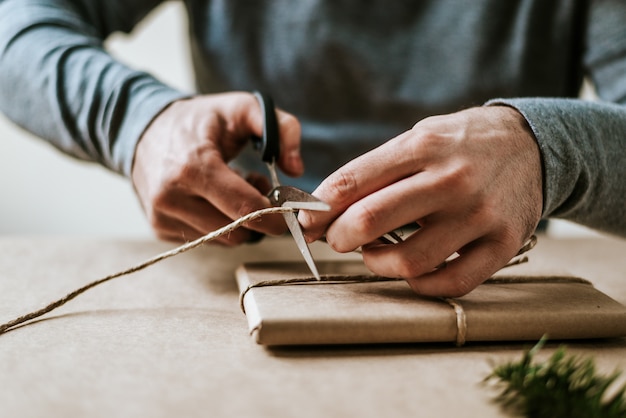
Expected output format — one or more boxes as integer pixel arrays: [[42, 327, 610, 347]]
[[1, 1, 624, 297]]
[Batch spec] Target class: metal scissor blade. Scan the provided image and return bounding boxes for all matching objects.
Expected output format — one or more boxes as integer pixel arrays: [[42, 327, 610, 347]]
[[282, 211, 321, 280], [265, 161, 281, 189], [282, 200, 330, 211], [269, 186, 331, 212]]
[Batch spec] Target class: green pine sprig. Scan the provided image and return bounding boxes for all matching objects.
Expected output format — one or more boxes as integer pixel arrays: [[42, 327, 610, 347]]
[[485, 337, 626, 418]]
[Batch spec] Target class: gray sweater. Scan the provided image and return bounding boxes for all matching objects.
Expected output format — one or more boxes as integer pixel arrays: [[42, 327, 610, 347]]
[[0, 0, 625, 236]]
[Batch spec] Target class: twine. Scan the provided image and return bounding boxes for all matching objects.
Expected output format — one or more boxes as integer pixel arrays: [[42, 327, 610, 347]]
[[0, 206, 296, 335], [239, 275, 404, 314], [0, 205, 537, 343], [239, 235, 537, 347], [443, 298, 467, 346], [239, 278, 468, 347], [239, 271, 588, 348]]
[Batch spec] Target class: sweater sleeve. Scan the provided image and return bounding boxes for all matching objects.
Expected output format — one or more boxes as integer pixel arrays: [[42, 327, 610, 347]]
[[487, 1, 626, 237], [0, 0, 189, 176]]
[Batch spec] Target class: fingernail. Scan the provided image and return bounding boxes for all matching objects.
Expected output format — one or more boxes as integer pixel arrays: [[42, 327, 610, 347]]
[[297, 210, 310, 226]]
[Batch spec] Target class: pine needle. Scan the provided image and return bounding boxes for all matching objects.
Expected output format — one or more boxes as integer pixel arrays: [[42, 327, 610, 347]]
[[485, 337, 626, 418]]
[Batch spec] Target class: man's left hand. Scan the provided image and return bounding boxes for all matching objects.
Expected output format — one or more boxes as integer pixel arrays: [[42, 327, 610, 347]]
[[299, 106, 543, 297]]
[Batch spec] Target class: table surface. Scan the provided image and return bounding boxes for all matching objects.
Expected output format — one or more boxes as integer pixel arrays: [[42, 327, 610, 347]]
[[0, 234, 625, 418]]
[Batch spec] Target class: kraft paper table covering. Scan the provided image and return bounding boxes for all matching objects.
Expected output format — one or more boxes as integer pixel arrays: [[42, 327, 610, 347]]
[[0, 235, 625, 418]]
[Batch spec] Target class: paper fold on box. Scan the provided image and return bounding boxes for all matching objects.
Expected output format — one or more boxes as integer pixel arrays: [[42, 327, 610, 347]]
[[236, 261, 626, 346]]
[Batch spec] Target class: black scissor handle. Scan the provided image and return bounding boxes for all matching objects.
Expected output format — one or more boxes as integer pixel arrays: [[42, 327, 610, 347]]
[[251, 91, 280, 163]]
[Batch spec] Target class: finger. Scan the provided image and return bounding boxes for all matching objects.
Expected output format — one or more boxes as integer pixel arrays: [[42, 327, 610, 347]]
[[152, 215, 205, 243], [322, 170, 450, 252], [299, 130, 420, 240], [208, 169, 287, 235], [402, 239, 516, 298], [275, 110, 304, 177], [360, 219, 481, 281], [153, 186, 271, 244], [209, 93, 302, 178], [157, 194, 254, 245], [240, 93, 303, 177], [185, 161, 287, 236], [151, 210, 248, 246]]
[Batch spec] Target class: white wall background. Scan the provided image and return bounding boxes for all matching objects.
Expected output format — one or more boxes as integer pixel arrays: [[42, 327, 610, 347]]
[[0, 2, 193, 237], [0, 2, 599, 237]]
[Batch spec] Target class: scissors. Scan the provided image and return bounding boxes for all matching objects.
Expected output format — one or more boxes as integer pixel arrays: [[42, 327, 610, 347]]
[[250, 91, 331, 280]]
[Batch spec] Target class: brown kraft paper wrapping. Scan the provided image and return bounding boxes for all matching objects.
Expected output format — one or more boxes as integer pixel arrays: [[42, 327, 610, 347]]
[[236, 261, 626, 346]]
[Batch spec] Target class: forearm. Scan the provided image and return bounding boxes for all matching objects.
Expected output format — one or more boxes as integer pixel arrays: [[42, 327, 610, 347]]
[[488, 97, 626, 237], [0, 0, 187, 175]]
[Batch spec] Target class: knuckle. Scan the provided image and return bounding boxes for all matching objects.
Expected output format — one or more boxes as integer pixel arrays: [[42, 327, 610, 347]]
[[439, 162, 475, 194], [410, 117, 447, 148], [495, 226, 519, 251], [350, 204, 382, 237], [161, 161, 197, 191], [462, 201, 499, 231], [395, 250, 431, 279], [411, 115, 438, 133], [323, 169, 359, 206], [488, 229, 525, 264]]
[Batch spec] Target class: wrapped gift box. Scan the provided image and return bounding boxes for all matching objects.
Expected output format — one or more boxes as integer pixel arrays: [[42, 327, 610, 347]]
[[237, 261, 626, 346]]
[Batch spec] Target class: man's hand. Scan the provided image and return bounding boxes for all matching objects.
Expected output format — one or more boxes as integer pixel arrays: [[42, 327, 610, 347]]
[[299, 106, 543, 297], [131, 92, 303, 244]]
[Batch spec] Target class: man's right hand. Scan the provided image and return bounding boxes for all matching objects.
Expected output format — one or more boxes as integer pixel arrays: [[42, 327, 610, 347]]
[[131, 92, 304, 244]]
